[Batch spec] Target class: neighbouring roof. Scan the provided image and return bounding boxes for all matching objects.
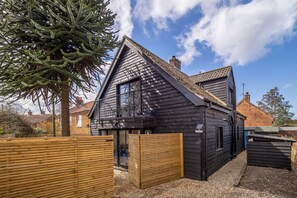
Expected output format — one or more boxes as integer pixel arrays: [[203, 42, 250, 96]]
[[123, 36, 227, 107], [280, 127, 297, 131], [237, 98, 273, 119], [248, 134, 296, 142], [23, 114, 52, 125], [245, 126, 297, 133], [255, 126, 279, 133], [245, 126, 257, 131], [70, 101, 94, 114], [190, 66, 232, 83]]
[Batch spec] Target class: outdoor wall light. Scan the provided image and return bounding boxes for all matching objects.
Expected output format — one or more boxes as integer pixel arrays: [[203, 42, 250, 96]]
[[195, 124, 203, 133]]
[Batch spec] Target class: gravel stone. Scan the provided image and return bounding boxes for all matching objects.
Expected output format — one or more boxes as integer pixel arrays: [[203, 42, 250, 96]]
[[240, 165, 297, 198], [114, 152, 294, 197]]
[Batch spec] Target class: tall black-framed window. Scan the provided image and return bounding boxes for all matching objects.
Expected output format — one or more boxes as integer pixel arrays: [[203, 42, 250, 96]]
[[216, 127, 223, 150], [118, 80, 141, 117], [237, 126, 240, 141]]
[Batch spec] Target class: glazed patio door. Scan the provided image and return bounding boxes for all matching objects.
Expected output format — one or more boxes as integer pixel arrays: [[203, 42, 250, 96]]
[[107, 130, 118, 166], [119, 130, 129, 168]]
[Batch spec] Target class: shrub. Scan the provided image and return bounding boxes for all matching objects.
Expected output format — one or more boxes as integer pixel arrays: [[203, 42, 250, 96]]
[[0, 109, 35, 137]]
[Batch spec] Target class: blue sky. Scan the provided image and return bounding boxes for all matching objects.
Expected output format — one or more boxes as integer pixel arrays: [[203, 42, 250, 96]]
[[108, 0, 297, 118], [23, 0, 297, 118]]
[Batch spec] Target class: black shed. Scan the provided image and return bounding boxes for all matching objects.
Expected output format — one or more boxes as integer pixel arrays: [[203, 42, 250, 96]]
[[247, 134, 296, 169]]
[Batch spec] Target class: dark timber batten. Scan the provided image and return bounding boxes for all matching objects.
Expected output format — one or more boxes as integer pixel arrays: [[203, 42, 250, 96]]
[[89, 37, 245, 180]]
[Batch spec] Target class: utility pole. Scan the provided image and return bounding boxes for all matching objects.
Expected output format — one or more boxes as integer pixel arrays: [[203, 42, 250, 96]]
[[52, 96, 56, 137]]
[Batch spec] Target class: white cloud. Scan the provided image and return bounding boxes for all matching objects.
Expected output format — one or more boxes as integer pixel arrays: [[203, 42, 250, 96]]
[[283, 83, 294, 89], [179, 0, 297, 65], [109, 0, 133, 38], [133, 0, 202, 29]]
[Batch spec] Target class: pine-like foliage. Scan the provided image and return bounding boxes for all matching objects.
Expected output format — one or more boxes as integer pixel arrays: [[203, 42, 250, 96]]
[[0, 0, 118, 105], [257, 87, 294, 126]]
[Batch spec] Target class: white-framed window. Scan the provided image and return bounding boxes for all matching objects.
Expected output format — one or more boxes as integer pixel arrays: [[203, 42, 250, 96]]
[[77, 115, 82, 127], [216, 127, 223, 150], [69, 116, 72, 125]]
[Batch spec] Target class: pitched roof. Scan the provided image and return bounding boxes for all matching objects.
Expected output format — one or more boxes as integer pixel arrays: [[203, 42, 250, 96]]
[[23, 114, 52, 124], [70, 101, 94, 114], [88, 36, 229, 117], [123, 36, 227, 107], [237, 98, 273, 118], [190, 66, 231, 83]]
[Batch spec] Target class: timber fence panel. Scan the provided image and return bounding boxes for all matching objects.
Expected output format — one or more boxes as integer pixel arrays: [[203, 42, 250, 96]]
[[292, 143, 297, 171], [0, 136, 114, 198], [129, 133, 183, 189]]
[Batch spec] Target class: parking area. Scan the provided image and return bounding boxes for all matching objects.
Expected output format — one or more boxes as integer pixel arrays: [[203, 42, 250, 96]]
[[115, 151, 296, 197]]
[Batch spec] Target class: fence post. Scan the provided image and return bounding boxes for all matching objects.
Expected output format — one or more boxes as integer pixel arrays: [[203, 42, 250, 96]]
[[138, 134, 142, 188], [180, 133, 184, 178]]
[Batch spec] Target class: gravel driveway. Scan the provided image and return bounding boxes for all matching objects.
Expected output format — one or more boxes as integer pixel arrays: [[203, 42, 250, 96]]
[[114, 151, 285, 198], [240, 166, 297, 198]]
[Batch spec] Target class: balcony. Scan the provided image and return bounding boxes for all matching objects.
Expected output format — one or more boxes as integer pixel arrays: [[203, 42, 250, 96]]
[[96, 90, 156, 129]]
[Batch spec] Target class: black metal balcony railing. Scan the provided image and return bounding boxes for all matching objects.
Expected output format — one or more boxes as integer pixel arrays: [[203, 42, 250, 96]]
[[97, 90, 154, 121]]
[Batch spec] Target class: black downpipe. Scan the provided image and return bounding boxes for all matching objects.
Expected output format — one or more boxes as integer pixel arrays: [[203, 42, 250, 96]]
[[202, 105, 208, 180]]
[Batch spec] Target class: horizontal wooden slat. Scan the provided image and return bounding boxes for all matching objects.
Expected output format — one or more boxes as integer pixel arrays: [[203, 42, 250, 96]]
[[0, 136, 113, 198], [129, 133, 183, 189], [247, 140, 292, 170]]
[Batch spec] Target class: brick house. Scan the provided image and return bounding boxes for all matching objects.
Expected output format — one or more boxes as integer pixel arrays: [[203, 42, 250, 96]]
[[69, 97, 94, 136], [23, 110, 52, 128], [237, 92, 273, 126]]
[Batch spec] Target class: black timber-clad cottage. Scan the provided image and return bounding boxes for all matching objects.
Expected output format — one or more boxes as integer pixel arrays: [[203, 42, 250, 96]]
[[88, 36, 245, 180]]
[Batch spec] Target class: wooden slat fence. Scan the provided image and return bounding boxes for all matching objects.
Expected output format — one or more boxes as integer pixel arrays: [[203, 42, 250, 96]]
[[292, 143, 297, 170], [129, 133, 183, 189], [0, 136, 114, 198]]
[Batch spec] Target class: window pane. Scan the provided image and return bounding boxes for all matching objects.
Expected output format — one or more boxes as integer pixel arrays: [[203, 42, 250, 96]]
[[130, 81, 140, 91], [77, 115, 82, 127], [220, 127, 223, 148], [120, 84, 129, 94], [120, 93, 129, 106], [216, 127, 223, 149], [118, 80, 141, 117]]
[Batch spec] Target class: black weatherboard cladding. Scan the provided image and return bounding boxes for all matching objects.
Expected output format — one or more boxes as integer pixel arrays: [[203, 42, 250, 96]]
[[90, 45, 203, 179], [89, 36, 245, 180], [247, 141, 292, 169]]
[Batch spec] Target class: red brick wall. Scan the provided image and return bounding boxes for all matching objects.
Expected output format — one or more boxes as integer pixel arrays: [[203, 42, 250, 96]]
[[70, 111, 91, 136], [237, 100, 273, 127]]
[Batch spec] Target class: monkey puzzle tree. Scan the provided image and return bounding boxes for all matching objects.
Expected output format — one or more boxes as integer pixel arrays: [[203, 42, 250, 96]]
[[0, 0, 119, 136]]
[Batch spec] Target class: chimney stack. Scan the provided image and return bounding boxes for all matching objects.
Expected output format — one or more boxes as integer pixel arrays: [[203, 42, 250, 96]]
[[76, 96, 84, 106], [169, 56, 181, 70], [28, 110, 32, 116], [244, 92, 250, 102]]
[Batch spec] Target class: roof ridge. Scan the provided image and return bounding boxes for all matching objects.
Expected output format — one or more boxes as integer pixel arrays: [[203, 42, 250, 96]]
[[191, 65, 231, 77]]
